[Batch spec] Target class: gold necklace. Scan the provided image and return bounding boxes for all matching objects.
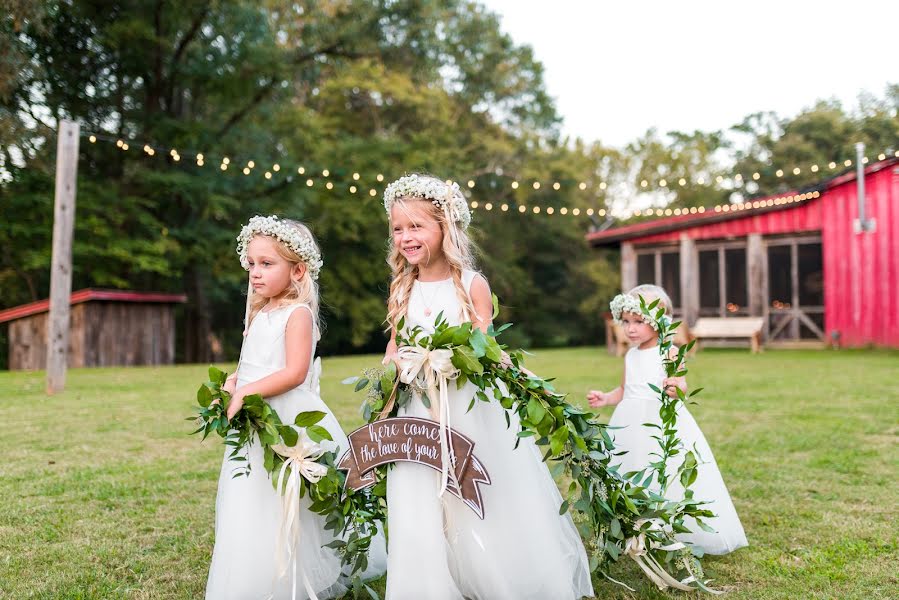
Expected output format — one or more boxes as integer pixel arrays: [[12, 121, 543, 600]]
[[418, 279, 448, 317]]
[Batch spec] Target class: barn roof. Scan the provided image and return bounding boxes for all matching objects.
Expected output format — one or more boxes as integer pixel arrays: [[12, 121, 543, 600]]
[[0, 289, 187, 324], [587, 157, 899, 247]]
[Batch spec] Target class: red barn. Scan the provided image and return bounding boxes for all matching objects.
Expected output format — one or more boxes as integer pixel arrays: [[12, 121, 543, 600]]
[[587, 158, 899, 348]]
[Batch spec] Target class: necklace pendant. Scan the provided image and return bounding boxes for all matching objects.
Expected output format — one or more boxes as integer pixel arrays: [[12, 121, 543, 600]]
[[424, 308, 432, 316]]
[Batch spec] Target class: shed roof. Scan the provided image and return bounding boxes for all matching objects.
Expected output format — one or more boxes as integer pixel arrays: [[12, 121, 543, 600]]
[[0, 289, 187, 324]]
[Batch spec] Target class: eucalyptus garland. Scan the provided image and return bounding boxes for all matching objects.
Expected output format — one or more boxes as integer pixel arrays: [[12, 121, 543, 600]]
[[190, 296, 722, 595]]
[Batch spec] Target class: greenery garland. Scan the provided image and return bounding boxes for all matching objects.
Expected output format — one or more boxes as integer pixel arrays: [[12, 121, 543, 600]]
[[190, 296, 721, 595]]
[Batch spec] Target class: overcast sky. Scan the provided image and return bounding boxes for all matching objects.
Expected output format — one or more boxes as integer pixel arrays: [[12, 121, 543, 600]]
[[480, 0, 898, 147]]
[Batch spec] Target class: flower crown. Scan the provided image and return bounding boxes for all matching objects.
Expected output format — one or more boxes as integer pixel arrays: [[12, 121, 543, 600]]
[[236, 215, 323, 281], [610, 293, 669, 331], [383, 174, 472, 229]]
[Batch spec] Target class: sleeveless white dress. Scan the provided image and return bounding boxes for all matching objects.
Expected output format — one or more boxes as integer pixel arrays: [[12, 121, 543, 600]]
[[385, 271, 594, 600], [608, 345, 748, 555], [206, 303, 386, 599]]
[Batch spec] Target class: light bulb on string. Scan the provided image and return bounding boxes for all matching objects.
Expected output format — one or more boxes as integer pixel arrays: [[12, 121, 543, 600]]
[[511, 181, 519, 189], [350, 186, 357, 193]]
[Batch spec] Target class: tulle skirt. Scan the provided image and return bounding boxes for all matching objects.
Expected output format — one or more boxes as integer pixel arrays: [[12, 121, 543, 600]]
[[205, 383, 386, 600], [608, 396, 748, 555], [385, 381, 594, 600]]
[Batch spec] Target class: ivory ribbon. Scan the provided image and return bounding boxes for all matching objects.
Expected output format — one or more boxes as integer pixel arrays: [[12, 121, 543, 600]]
[[271, 434, 329, 600], [393, 345, 461, 497], [622, 521, 723, 594]]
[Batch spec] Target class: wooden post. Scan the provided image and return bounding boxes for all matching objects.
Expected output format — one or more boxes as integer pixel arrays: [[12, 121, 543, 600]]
[[747, 233, 766, 317], [46, 120, 80, 394], [679, 234, 699, 326], [621, 242, 637, 291]]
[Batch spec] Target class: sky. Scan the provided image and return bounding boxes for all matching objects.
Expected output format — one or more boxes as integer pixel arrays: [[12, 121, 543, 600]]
[[480, 0, 898, 148]]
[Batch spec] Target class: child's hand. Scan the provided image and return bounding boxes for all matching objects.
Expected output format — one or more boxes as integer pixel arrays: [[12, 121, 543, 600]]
[[223, 374, 237, 396], [662, 376, 686, 398], [226, 390, 246, 421], [588, 390, 609, 408]]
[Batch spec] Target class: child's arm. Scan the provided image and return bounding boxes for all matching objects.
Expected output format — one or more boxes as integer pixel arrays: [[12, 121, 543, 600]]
[[468, 274, 493, 334], [662, 346, 687, 398], [587, 362, 626, 408], [226, 308, 314, 420], [469, 275, 537, 376], [383, 330, 398, 366]]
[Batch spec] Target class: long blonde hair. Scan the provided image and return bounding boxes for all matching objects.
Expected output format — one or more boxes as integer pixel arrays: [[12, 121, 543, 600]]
[[245, 219, 321, 330], [386, 193, 478, 331]]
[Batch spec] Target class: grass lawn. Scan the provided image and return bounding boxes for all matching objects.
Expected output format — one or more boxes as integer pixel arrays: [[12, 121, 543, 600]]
[[1, 347, 897, 599]]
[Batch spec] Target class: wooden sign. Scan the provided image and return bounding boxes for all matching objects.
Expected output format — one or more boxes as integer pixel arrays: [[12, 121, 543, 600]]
[[338, 417, 491, 518]]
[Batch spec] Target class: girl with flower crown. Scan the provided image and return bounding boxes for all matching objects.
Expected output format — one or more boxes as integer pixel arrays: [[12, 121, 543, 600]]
[[206, 216, 385, 600], [588, 284, 748, 555], [380, 174, 593, 600]]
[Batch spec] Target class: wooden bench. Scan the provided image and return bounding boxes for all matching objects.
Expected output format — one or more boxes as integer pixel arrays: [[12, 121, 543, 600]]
[[690, 317, 765, 353]]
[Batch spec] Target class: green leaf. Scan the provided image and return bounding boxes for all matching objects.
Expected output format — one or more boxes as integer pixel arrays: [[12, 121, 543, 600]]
[[527, 398, 547, 424], [279, 426, 299, 447], [452, 346, 483, 374], [558, 500, 569, 515], [197, 384, 213, 408], [354, 378, 370, 392], [306, 425, 333, 443], [208, 366, 227, 385], [491, 293, 500, 320], [469, 328, 489, 358], [295, 411, 327, 427]]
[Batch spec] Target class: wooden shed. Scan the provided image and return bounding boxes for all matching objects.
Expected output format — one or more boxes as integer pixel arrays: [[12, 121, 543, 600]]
[[587, 157, 899, 348], [0, 289, 187, 370]]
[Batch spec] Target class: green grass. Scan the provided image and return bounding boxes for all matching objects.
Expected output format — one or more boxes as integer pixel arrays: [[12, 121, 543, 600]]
[[1, 348, 897, 599]]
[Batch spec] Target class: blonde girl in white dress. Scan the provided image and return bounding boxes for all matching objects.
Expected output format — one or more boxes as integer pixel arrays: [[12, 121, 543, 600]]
[[588, 284, 748, 555], [206, 216, 385, 600], [380, 175, 594, 600]]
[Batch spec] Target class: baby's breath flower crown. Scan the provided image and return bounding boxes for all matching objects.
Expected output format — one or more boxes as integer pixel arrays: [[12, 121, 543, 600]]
[[383, 174, 472, 229], [610, 293, 669, 331], [236, 215, 323, 281]]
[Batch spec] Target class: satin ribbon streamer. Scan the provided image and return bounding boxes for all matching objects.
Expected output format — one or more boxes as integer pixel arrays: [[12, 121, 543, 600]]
[[394, 345, 461, 497], [621, 520, 723, 594], [271, 434, 329, 600]]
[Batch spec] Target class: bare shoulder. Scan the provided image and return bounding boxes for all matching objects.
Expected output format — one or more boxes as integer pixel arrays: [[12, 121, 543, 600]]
[[469, 272, 491, 300]]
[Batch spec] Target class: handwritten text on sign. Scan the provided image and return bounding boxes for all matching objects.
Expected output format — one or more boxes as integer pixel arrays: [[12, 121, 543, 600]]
[[337, 417, 491, 518]]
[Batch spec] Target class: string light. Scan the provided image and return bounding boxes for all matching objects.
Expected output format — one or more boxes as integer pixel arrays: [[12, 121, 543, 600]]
[[511, 181, 519, 189], [222, 157, 230, 165], [679, 178, 687, 186], [376, 174, 384, 182], [599, 182, 607, 190], [468, 180, 475, 188], [353, 172, 360, 180], [776, 169, 784, 177], [322, 169, 330, 177], [546, 207, 554, 214], [298, 166, 305, 175], [518, 205, 526, 213], [501, 203, 509, 211], [553, 182, 561, 190], [369, 189, 377, 196], [572, 208, 580, 216], [533, 206, 540, 213], [247, 160, 255, 168], [560, 207, 568, 214], [243, 167, 250, 175], [533, 182, 540, 190], [579, 182, 587, 190], [326, 181, 333, 189], [349, 186, 357, 193], [264, 171, 272, 179], [306, 179, 313, 186], [659, 179, 667, 187], [89, 135, 97, 143], [273, 164, 280, 172], [471, 201, 479, 208], [485, 203, 493, 210]]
